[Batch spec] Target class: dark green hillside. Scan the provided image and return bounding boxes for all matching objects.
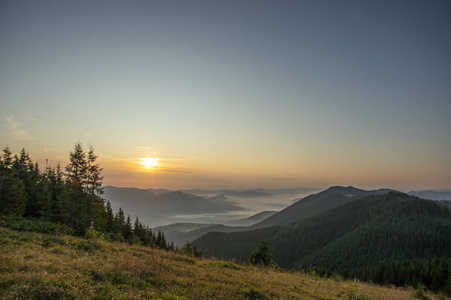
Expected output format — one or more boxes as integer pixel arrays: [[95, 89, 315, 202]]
[[165, 224, 247, 247], [250, 186, 393, 229], [193, 192, 451, 293]]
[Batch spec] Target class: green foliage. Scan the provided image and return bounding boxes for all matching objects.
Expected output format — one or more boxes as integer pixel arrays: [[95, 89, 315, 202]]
[[194, 192, 451, 294], [242, 288, 269, 300], [413, 283, 432, 300], [180, 241, 201, 257], [0, 215, 73, 235], [308, 265, 333, 279], [249, 240, 274, 267], [85, 228, 102, 240], [0, 170, 28, 216], [0, 144, 174, 255]]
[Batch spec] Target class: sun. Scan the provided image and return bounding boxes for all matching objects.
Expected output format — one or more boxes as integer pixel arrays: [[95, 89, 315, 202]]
[[140, 157, 158, 168]]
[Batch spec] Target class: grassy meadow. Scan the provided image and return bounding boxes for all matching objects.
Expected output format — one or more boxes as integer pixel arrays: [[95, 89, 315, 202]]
[[0, 226, 444, 300]]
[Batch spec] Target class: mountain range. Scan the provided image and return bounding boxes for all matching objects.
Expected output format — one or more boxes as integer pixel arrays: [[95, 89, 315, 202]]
[[103, 186, 318, 227], [154, 186, 394, 244], [104, 185, 450, 245], [192, 191, 451, 292], [179, 188, 319, 197], [103, 186, 245, 227], [408, 190, 451, 201], [153, 211, 277, 246]]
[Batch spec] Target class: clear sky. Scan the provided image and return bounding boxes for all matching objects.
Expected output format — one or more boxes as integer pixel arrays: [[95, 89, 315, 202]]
[[1, 0, 450, 191]]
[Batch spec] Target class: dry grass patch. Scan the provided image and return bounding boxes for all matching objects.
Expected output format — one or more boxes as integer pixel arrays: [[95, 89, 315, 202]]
[[0, 227, 442, 299]]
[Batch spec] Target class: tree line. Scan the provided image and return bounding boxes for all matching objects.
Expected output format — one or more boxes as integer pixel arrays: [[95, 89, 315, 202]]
[[0, 143, 179, 252]]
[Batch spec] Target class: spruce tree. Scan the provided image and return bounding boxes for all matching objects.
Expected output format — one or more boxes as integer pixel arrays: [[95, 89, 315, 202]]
[[123, 215, 133, 242], [84, 145, 104, 229], [65, 142, 87, 230], [0, 146, 13, 202], [104, 201, 115, 232], [0, 167, 28, 216], [249, 240, 273, 267]]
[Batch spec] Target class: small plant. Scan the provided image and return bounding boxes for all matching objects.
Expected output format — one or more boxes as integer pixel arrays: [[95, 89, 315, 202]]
[[242, 288, 269, 300], [412, 283, 431, 300], [85, 221, 102, 240], [180, 241, 201, 257], [309, 264, 318, 277]]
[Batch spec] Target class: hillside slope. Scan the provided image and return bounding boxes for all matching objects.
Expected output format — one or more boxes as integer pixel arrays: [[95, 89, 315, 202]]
[[159, 186, 395, 246], [193, 192, 451, 292], [250, 186, 393, 229], [155, 211, 277, 246], [0, 226, 432, 299]]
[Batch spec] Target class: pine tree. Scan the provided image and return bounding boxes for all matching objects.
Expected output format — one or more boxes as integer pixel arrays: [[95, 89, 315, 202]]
[[113, 208, 126, 240], [84, 145, 104, 229], [156, 231, 167, 249], [249, 240, 274, 267], [104, 201, 115, 232], [0, 146, 13, 203], [181, 241, 194, 256], [0, 167, 28, 216], [48, 164, 66, 223], [123, 215, 133, 242], [65, 142, 87, 230]]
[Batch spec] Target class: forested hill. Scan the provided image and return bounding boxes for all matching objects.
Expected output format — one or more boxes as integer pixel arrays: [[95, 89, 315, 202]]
[[193, 192, 451, 293], [249, 186, 393, 229]]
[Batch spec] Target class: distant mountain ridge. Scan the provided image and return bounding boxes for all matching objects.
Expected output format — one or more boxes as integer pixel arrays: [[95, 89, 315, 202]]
[[225, 211, 278, 226], [155, 186, 394, 246], [104, 186, 244, 215], [249, 186, 395, 229], [408, 190, 451, 201], [103, 185, 319, 227], [103, 186, 245, 227], [154, 211, 277, 246], [179, 188, 319, 197]]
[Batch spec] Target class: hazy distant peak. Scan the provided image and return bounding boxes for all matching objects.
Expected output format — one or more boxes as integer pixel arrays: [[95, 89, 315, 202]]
[[324, 186, 366, 195], [164, 191, 189, 197], [324, 186, 398, 197], [408, 190, 451, 201]]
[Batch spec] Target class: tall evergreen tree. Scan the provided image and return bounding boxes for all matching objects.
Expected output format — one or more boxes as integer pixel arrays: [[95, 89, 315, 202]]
[[104, 201, 115, 233], [84, 145, 104, 230], [47, 164, 65, 223], [123, 215, 133, 242], [65, 142, 87, 231], [0, 167, 28, 216], [0, 147, 13, 202]]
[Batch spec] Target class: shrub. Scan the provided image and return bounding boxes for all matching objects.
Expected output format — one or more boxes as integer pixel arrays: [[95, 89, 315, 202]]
[[249, 240, 274, 267], [412, 283, 431, 300], [0, 216, 73, 235]]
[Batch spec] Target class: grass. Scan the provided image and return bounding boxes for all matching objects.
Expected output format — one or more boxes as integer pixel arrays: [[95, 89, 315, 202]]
[[0, 226, 443, 299]]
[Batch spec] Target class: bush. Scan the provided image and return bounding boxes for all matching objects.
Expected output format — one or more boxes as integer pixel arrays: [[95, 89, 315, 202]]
[[249, 240, 274, 267], [0, 216, 73, 235], [413, 283, 431, 300]]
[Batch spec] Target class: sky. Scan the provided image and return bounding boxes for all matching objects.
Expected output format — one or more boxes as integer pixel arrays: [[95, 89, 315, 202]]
[[1, 0, 450, 191]]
